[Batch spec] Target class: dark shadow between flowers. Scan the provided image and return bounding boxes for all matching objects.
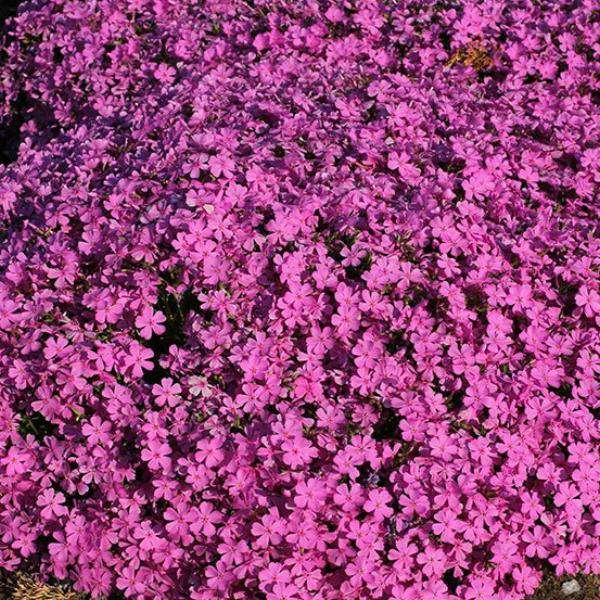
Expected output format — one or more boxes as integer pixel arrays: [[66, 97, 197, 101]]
[[0, 0, 22, 25], [1, 1, 29, 166], [142, 287, 206, 385], [0, 90, 26, 165]]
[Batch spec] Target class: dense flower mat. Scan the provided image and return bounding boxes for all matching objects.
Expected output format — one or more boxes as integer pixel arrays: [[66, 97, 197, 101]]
[[0, 0, 598, 598]]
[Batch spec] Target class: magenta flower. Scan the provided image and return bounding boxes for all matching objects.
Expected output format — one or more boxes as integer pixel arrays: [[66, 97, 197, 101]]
[[294, 478, 328, 511], [575, 286, 600, 318], [151, 377, 182, 407], [123, 342, 154, 377], [363, 488, 393, 520], [164, 504, 195, 542], [523, 525, 553, 559], [0, 0, 597, 597], [81, 415, 111, 445], [251, 509, 284, 548], [135, 307, 166, 340], [37, 489, 68, 520], [190, 502, 222, 538], [4, 447, 28, 476], [140, 440, 172, 470], [116, 565, 147, 597], [416, 547, 447, 578]]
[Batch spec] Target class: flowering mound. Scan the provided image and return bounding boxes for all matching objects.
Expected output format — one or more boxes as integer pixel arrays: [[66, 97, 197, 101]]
[[0, 1, 599, 599]]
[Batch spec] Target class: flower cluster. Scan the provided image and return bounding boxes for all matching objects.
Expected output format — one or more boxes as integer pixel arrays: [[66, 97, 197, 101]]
[[0, 0, 598, 599]]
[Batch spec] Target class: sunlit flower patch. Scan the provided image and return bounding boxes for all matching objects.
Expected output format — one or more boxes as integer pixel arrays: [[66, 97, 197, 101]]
[[0, 1, 598, 598]]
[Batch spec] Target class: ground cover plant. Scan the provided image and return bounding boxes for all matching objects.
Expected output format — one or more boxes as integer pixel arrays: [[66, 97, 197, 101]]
[[0, 0, 598, 598]]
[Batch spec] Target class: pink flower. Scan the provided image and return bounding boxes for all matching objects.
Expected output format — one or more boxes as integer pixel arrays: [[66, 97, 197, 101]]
[[364, 488, 393, 520], [387, 151, 421, 184], [44, 336, 69, 359], [465, 577, 496, 600], [154, 63, 176, 84], [281, 436, 318, 468], [416, 547, 447, 578], [81, 415, 111, 445], [140, 439, 172, 470], [38, 489, 68, 520], [389, 537, 418, 575], [398, 488, 430, 518], [208, 153, 235, 178], [0, 0, 598, 597], [190, 502, 222, 538], [135, 306, 166, 339], [294, 478, 328, 511], [152, 377, 182, 407], [164, 504, 195, 541], [116, 565, 147, 596], [123, 342, 154, 377], [346, 520, 378, 550], [251, 509, 284, 548], [523, 525, 552, 558], [575, 286, 600, 318], [4, 447, 28, 476], [195, 436, 224, 469]]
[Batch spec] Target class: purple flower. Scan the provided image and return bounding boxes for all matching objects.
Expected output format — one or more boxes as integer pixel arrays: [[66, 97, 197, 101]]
[[0, 0, 598, 597]]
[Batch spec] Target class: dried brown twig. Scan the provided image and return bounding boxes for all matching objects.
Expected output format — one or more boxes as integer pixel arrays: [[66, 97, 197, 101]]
[[0, 572, 84, 600], [446, 40, 495, 71]]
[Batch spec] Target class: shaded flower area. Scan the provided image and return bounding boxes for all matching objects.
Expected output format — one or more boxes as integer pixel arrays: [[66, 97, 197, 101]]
[[0, 1, 598, 599], [2, 570, 599, 600]]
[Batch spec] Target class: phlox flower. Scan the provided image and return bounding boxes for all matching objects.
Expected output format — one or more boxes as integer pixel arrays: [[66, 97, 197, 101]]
[[135, 306, 166, 339], [0, 0, 597, 597], [38, 489, 68, 520], [152, 377, 182, 407]]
